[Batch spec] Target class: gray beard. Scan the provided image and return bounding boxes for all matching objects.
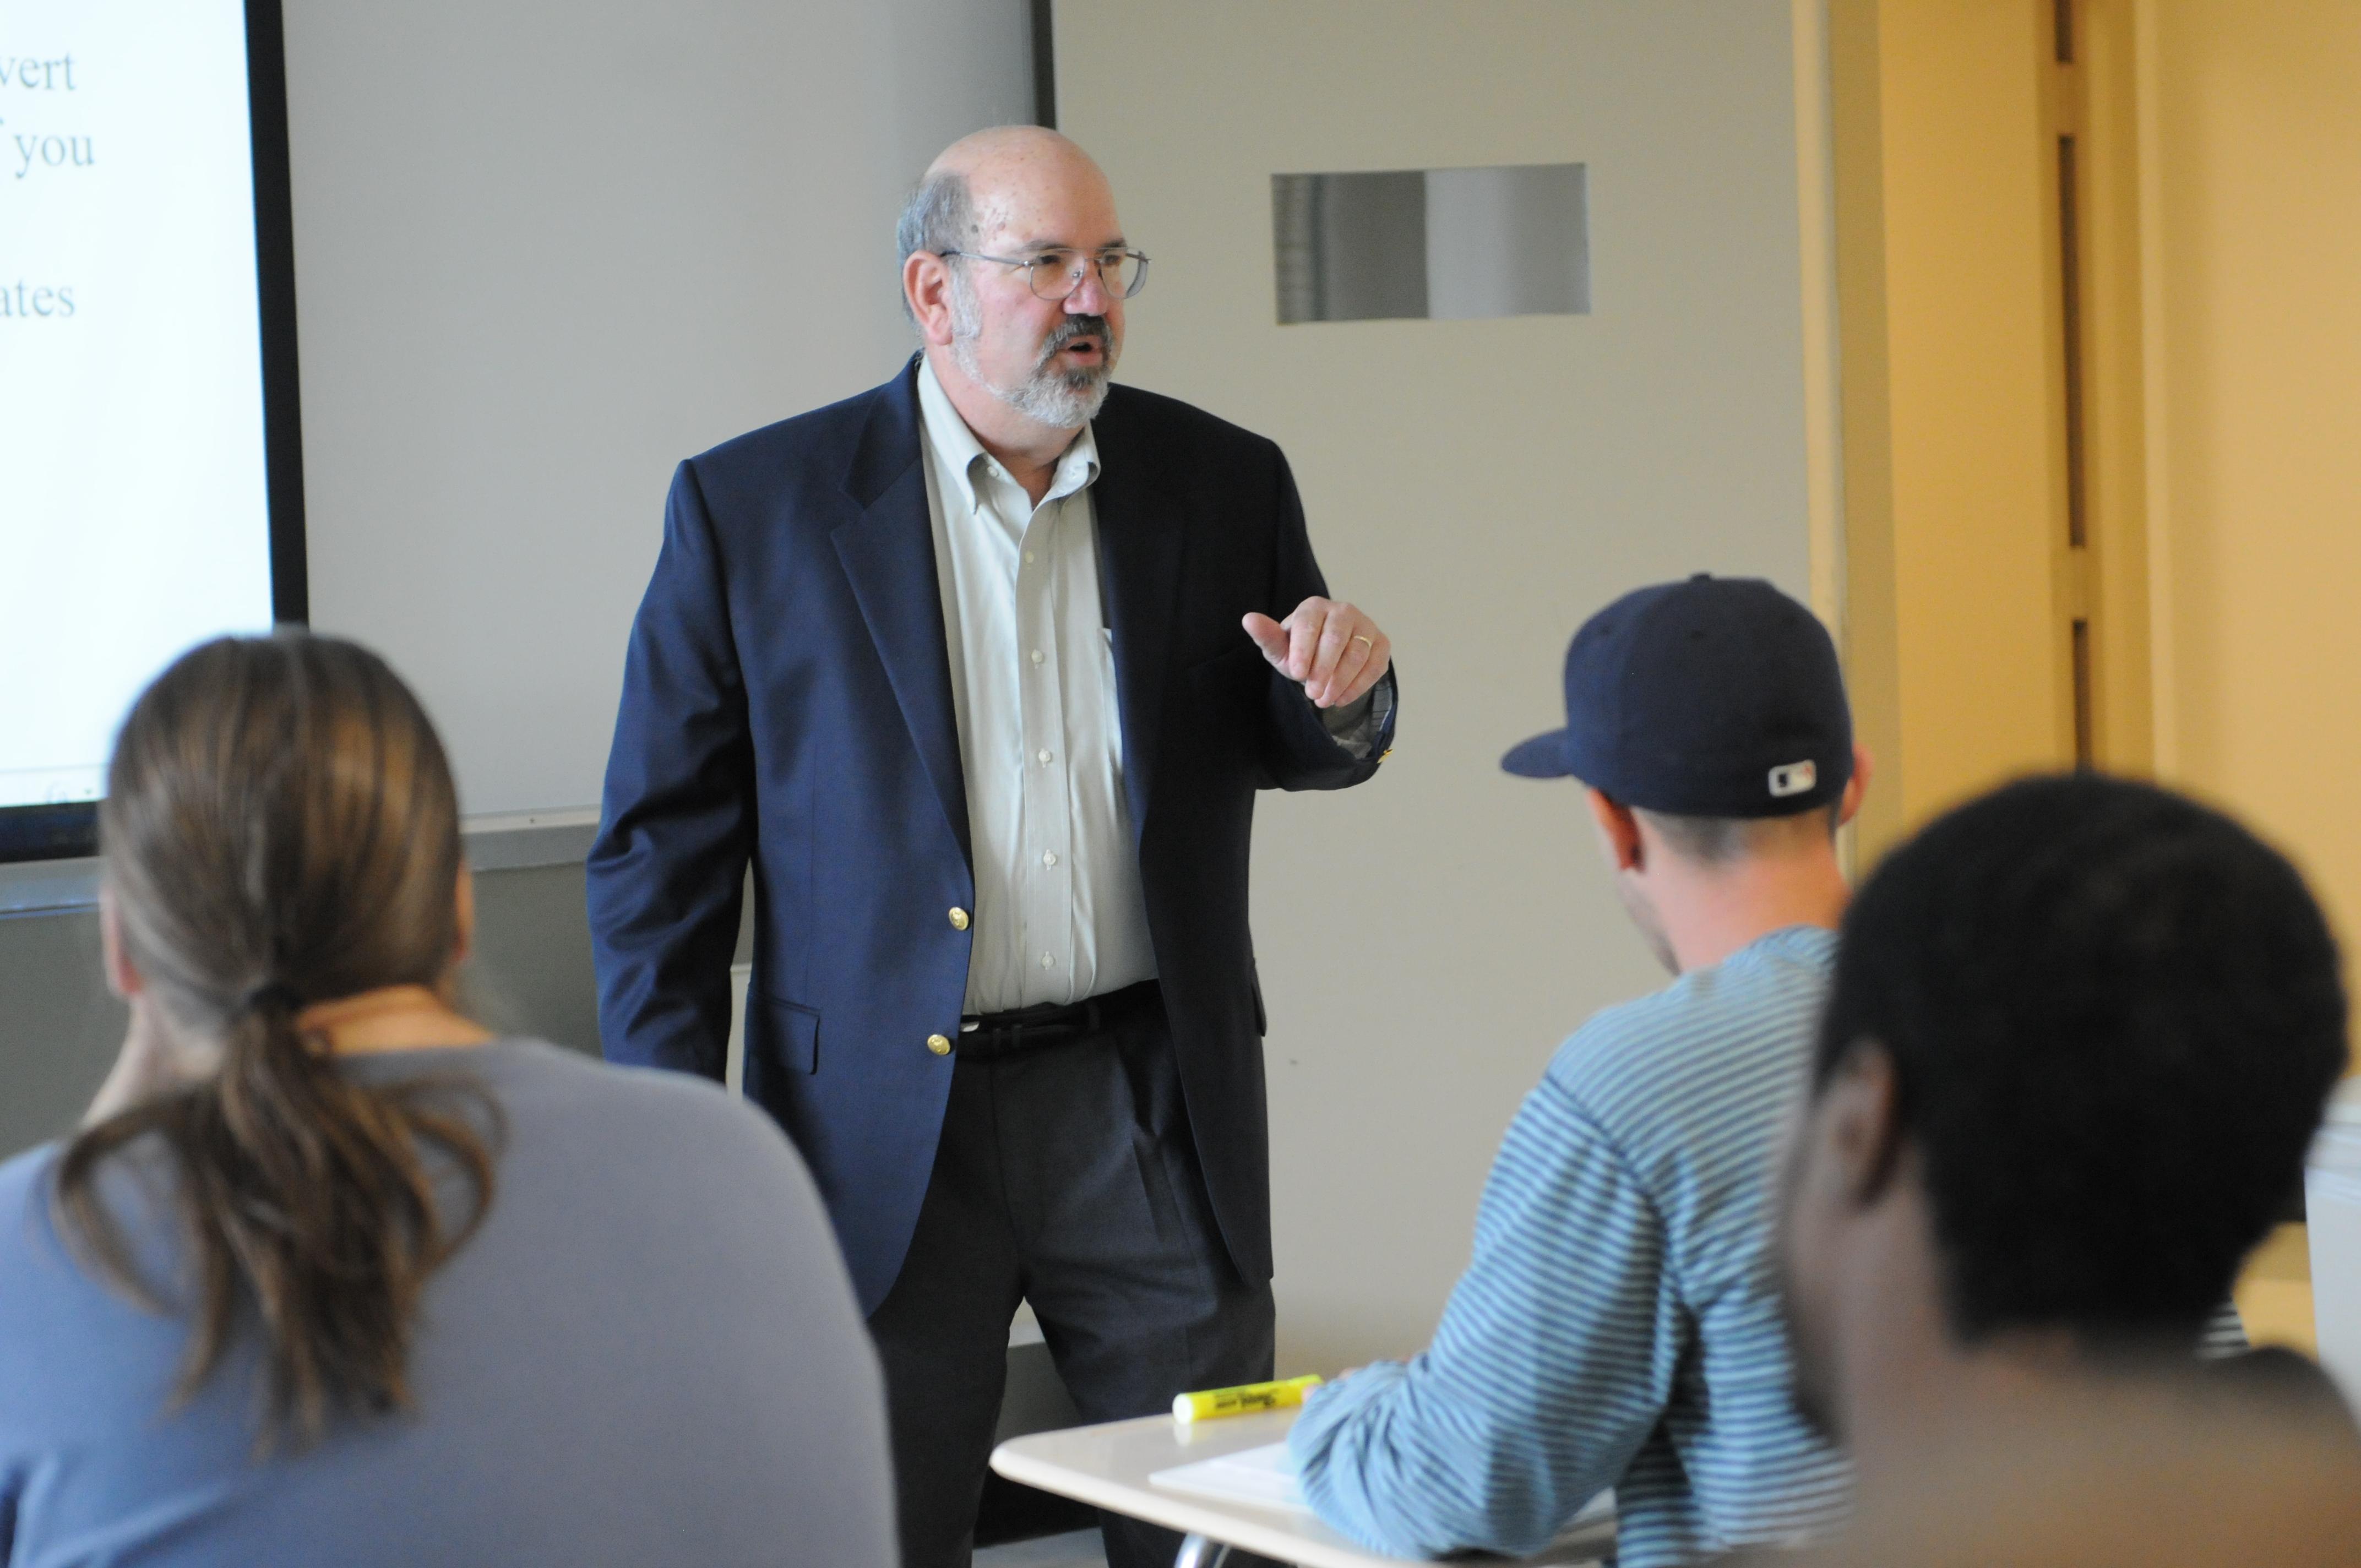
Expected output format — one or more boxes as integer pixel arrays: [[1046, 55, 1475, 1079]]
[[950, 277, 1116, 427], [991, 355, 1111, 427]]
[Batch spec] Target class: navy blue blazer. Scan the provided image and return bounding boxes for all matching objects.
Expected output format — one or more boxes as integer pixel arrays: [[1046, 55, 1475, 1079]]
[[587, 361, 1394, 1314]]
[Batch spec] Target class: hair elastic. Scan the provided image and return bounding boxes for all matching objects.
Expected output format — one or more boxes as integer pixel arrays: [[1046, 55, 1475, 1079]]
[[243, 981, 303, 1016]]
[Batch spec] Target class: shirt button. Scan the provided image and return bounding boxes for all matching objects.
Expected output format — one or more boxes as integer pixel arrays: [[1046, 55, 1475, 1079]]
[[1031, 649, 1045, 666], [927, 1033, 952, 1055], [1024, 550, 1036, 564], [1043, 851, 1058, 868], [1039, 952, 1054, 969], [1037, 749, 1052, 765], [948, 907, 970, 930]]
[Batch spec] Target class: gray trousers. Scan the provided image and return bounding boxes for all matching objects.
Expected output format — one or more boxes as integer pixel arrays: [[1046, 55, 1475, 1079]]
[[868, 994, 1276, 1568]]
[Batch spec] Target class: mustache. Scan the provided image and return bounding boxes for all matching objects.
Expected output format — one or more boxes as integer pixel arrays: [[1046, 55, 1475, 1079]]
[[1037, 314, 1114, 368]]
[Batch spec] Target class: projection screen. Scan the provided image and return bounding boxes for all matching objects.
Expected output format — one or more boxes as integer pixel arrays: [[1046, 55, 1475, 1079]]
[[0, 0, 306, 861]]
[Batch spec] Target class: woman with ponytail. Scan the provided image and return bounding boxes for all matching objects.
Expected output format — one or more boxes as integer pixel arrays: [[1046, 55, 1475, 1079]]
[[0, 635, 895, 1566]]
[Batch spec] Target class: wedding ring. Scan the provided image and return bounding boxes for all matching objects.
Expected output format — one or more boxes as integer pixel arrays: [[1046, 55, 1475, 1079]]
[[1352, 635, 1374, 649]]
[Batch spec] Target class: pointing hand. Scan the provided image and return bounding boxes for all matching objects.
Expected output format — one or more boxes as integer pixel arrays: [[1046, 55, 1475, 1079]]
[[1242, 597, 1391, 710]]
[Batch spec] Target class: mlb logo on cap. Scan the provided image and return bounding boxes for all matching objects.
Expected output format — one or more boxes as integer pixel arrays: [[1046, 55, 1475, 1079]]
[[1769, 761, 1818, 799]]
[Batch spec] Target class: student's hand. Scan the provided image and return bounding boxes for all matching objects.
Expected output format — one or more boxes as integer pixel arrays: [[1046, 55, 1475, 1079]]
[[1243, 597, 1392, 710]]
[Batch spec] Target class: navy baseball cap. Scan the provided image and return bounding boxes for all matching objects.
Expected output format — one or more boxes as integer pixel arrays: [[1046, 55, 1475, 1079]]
[[1502, 574, 1853, 817]]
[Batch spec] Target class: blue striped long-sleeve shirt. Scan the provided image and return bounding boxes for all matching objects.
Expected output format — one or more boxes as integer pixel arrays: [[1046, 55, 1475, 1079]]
[[1290, 925, 1852, 1567]]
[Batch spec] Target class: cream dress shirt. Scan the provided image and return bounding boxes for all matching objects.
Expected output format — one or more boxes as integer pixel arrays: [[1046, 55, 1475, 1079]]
[[918, 359, 1155, 1015], [916, 359, 1384, 1016]]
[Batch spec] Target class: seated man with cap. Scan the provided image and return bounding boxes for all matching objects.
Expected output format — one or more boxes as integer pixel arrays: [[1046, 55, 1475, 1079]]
[[1289, 575, 1861, 1567]]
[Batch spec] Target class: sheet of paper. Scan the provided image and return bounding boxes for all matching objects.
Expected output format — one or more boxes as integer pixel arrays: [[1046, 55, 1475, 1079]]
[[1148, 1441, 1309, 1513], [1152, 1440, 1619, 1544]]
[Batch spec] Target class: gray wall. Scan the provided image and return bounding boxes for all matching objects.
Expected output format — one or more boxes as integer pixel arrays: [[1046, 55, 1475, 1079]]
[[0, 900, 119, 1160]]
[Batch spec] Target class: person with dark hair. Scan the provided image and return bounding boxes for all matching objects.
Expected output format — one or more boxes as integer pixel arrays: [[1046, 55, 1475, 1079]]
[[1290, 575, 1864, 1566], [1774, 772, 2355, 1538], [0, 634, 896, 1565]]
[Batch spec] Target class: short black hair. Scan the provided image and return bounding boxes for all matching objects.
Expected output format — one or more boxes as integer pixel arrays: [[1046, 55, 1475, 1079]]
[[1635, 799, 1842, 866], [1819, 773, 2347, 1347]]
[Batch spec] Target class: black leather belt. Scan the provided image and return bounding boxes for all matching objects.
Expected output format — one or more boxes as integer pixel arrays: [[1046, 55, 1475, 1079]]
[[956, 979, 1160, 1060]]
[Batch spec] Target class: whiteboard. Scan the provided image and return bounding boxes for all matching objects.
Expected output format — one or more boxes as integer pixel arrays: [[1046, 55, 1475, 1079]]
[[286, 0, 1033, 815]]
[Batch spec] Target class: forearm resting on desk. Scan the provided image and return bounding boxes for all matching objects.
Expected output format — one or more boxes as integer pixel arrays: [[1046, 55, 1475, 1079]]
[[1292, 1360, 1553, 1558]]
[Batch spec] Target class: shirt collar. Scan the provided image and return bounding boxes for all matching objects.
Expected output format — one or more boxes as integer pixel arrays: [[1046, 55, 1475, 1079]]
[[916, 355, 1101, 515]]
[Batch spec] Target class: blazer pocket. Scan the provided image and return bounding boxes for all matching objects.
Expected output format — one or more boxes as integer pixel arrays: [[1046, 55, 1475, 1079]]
[[1183, 641, 1269, 683], [1184, 643, 1269, 731], [766, 995, 821, 1074]]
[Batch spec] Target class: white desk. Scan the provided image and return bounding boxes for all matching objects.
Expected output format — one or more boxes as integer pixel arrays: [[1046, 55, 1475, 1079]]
[[991, 1409, 1615, 1568]]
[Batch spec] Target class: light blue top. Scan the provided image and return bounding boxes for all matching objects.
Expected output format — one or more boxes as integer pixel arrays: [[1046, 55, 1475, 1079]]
[[0, 1041, 896, 1568], [1290, 927, 1852, 1567]]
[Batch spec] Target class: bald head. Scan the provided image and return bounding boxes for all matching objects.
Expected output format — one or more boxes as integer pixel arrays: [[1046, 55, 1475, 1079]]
[[899, 127, 1118, 267], [927, 125, 1105, 192]]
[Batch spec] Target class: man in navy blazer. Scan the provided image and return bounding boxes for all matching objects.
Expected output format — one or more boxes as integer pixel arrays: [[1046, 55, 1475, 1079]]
[[589, 127, 1395, 1567]]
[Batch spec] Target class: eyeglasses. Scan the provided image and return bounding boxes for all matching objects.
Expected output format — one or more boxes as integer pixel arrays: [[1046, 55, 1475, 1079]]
[[938, 247, 1151, 302]]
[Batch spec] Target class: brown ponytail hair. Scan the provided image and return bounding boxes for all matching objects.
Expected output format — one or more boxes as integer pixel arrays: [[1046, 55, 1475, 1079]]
[[54, 634, 498, 1449]]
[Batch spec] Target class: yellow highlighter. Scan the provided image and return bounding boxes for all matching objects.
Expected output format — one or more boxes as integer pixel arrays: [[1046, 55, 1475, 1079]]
[[1171, 1373, 1324, 1423]]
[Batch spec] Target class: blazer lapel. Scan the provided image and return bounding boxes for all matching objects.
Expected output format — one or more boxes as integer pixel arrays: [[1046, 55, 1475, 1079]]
[[1091, 396, 1188, 842], [833, 363, 973, 868]]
